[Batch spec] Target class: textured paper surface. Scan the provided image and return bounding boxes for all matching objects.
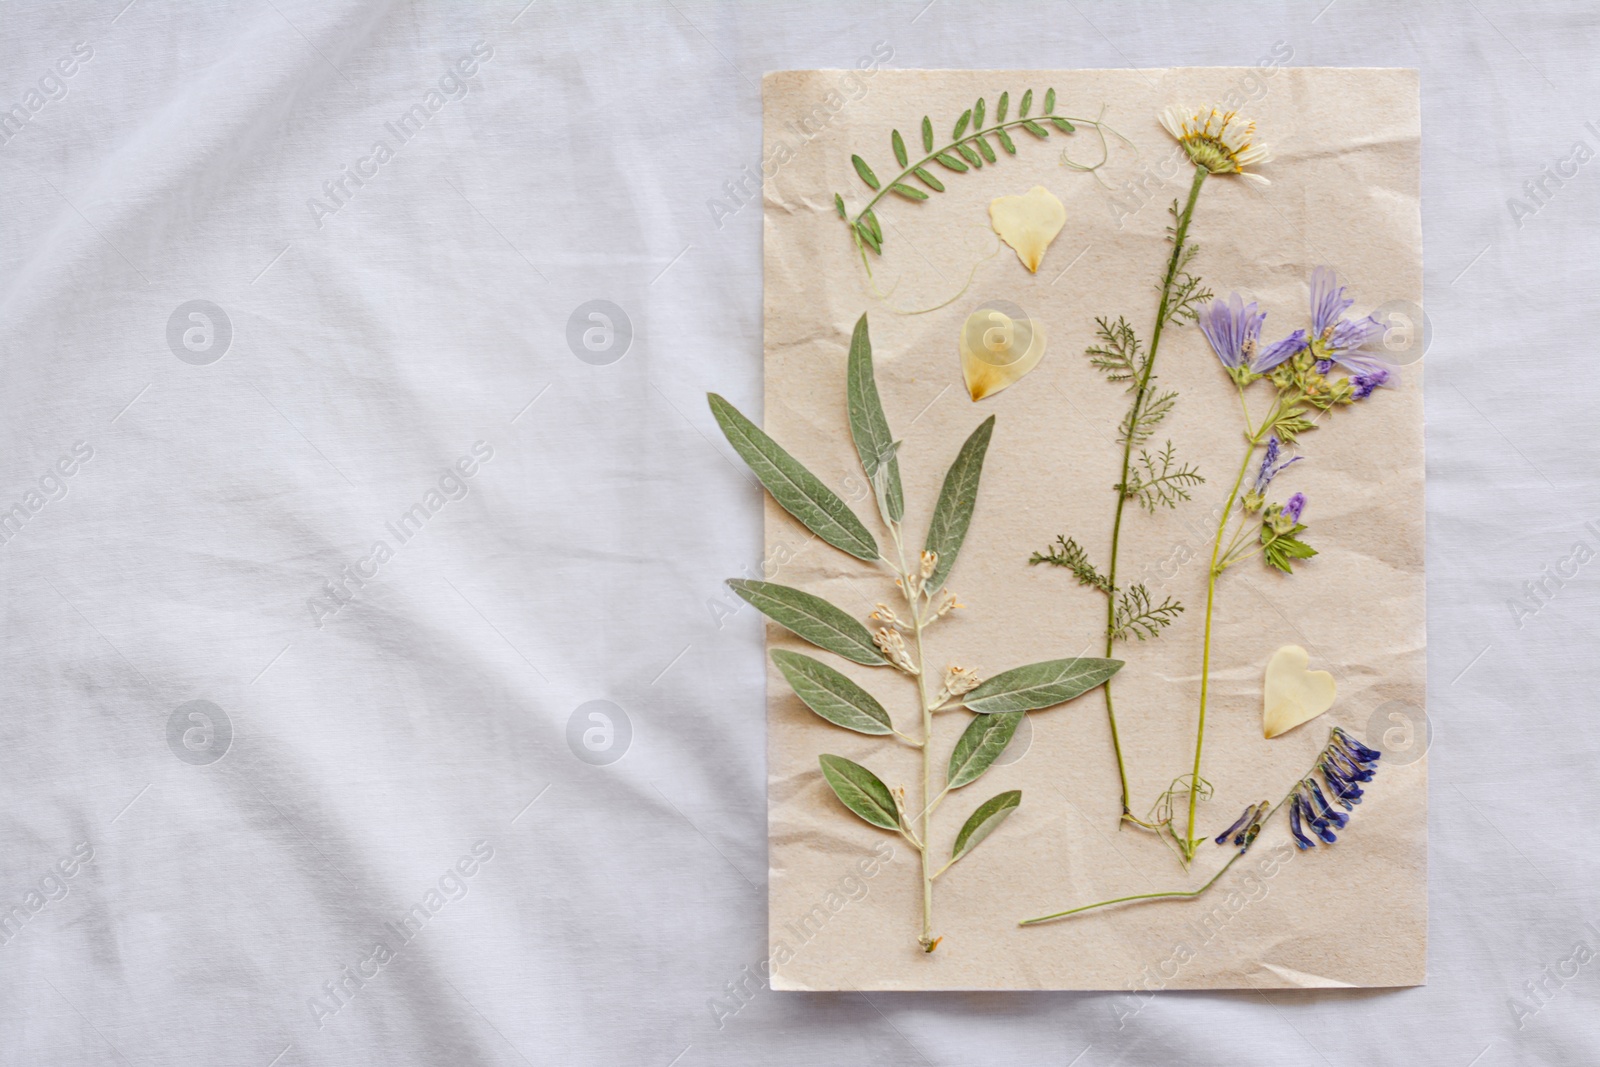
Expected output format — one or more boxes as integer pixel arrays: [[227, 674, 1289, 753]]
[[760, 68, 1424, 991]]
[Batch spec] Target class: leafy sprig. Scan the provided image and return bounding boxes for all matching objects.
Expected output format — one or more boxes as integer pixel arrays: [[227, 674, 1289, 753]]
[[1112, 584, 1184, 642], [709, 313, 1122, 954], [837, 88, 1089, 260], [1122, 441, 1205, 512], [1029, 535, 1110, 593]]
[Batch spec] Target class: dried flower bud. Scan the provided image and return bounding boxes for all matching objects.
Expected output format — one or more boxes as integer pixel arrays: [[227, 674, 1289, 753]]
[[933, 590, 963, 618], [920, 550, 938, 580], [942, 665, 981, 699], [873, 627, 919, 675], [869, 603, 910, 632]]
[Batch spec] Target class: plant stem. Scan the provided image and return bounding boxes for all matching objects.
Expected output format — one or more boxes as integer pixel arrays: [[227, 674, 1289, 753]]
[[1021, 732, 1341, 925], [889, 525, 939, 952], [1101, 164, 1208, 825]]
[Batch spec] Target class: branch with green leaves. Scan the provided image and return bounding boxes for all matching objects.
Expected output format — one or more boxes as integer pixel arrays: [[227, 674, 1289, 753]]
[[710, 313, 1122, 953], [1030, 165, 1211, 832], [836, 88, 1111, 270]]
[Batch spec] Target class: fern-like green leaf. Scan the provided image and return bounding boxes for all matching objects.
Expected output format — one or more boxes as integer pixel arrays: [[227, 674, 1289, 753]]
[[1085, 316, 1144, 385], [1122, 441, 1204, 512], [1119, 388, 1176, 446], [1030, 535, 1111, 594], [1112, 584, 1183, 641]]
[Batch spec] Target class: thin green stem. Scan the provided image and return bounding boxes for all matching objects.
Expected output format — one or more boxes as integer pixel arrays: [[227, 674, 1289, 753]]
[[1182, 422, 1269, 862], [1101, 164, 1208, 825]]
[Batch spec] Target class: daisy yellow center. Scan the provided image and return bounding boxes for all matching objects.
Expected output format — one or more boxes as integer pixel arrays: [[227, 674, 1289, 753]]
[[1175, 110, 1256, 175]]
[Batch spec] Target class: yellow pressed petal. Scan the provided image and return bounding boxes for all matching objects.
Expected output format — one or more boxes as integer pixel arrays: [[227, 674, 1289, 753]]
[[1262, 644, 1337, 738], [988, 185, 1066, 273], [959, 304, 1046, 401]]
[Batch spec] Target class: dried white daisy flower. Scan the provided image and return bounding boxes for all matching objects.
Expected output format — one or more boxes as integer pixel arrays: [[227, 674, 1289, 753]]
[[1158, 106, 1271, 185]]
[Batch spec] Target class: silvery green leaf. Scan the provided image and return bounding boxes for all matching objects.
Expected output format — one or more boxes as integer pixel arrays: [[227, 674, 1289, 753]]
[[846, 314, 904, 525], [707, 394, 878, 562], [946, 712, 1023, 789], [923, 415, 994, 592], [952, 789, 1020, 860], [727, 580, 887, 666], [962, 658, 1123, 714], [852, 153, 880, 190], [772, 650, 892, 735], [819, 754, 900, 830]]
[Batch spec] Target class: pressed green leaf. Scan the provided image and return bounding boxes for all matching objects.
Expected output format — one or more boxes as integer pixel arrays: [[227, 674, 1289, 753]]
[[963, 658, 1124, 714], [891, 129, 908, 168], [820, 754, 900, 830], [922, 115, 934, 152], [851, 154, 880, 191], [973, 97, 986, 130], [912, 166, 945, 192], [974, 136, 997, 164], [846, 314, 904, 524], [1020, 88, 1033, 117], [1044, 87, 1057, 114], [707, 394, 878, 561], [946, 712, 1023, 789], [996, 90, 1009, 123], [773, 650, 892, 735], [923, 415, 994, 593], [834, 193, 846, 220], [933, 152, 969, 173], [861, 209, 882, 244], [952, 108, 972, 139], [996, 128, 1017, 155], [1022, 120, 1049, 138], [888, 182, 929, 201], [952, 790, 1021, 860], [726, 580, 886, 665], [855, 219, 882, 255], [956, 143, 982, 168], [1049, 116, 1075, 134]]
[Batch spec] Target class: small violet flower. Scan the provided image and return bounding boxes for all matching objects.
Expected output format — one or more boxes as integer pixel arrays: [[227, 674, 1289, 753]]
[[1253, 435, 1302, 495], [1291, 727, 1382, 850], [1284, 492, 1306, 524]]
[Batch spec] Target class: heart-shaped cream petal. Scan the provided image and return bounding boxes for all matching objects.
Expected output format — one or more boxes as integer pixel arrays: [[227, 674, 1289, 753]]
[[1262, 645, 1337, 738], [959, 304, 1046, 401], [989, 185, 1066, 273]]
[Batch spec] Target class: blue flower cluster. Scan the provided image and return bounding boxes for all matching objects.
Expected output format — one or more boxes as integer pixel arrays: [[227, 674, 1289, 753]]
[[1289, 728, 1382, 850]]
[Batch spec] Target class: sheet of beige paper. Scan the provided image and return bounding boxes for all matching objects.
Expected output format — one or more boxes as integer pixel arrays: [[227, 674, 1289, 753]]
[[760, 68, 1423, 991]]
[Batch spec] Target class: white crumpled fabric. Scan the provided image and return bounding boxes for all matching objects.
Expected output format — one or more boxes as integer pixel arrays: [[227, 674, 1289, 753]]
[[0, 1, 1594, 1064]]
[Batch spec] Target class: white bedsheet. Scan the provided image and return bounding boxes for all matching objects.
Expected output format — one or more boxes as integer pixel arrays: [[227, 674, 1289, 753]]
[[0, 2, 1594, 1064]]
